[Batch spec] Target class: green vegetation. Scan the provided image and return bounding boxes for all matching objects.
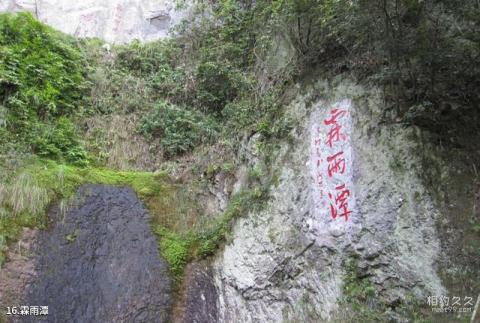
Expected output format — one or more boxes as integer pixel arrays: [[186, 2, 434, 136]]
[[34, 116, 89, 166], [0, 13, 88, 164], [339, 259, 385, 322], [152, 188, 266, 282], [153, 227, 189, 279], [81, 39, 181, 115], [79, 0, 478, 158], [31, 160, 166, 198], [140, 101, 218, 156], [74, 0, 292, 161]]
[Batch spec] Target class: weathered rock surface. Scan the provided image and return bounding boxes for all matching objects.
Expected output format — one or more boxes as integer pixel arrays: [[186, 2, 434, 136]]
[[212, 79, 448, 322], [176, 262, 218, 323], [0, 0, 188, 43], [23, 185, 171, 322]]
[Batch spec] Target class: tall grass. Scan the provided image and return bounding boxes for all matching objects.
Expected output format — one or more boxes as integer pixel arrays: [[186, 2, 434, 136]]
[[0, 172, 49, 218], [84, 114, 162, 170], [8, 173, 49, 216]]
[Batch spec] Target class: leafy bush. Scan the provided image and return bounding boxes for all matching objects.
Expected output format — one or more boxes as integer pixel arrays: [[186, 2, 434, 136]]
[[0, 12, 86, 120], [140, 101, 218, 156], [0, 12, 88, 160], [82, 38, 189, 117], [114, 40, 187, 104], [88, 67, 157, 114], [32, 117, 88, 166], [115, 39, 181, 76]]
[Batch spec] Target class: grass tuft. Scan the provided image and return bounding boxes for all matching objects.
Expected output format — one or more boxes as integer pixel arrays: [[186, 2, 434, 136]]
[[9, 173, 49, 216]]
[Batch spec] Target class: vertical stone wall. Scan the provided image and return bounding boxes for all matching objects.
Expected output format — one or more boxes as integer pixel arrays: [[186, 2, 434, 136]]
[[212, 79, 447, 322]]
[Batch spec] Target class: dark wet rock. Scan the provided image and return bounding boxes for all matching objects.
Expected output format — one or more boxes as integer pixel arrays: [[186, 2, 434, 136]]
[[180, 262, 218, 323], [23, 184, 171, 323]]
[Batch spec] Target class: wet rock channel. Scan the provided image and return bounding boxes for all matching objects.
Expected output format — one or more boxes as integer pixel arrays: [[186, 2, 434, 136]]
[[22, 184, 171, 323]]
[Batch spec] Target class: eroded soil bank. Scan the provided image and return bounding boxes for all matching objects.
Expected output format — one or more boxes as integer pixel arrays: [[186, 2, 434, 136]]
[[18, 184, 171, 323]]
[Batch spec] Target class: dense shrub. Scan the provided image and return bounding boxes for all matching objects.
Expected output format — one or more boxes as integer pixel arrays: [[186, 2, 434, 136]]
[[194, 61, 245, 113], [114, 39, 188, 103], [0, 13, 86, 119], [32, 117, 88, 166], [0, 12, 88, 163], [82, 39, 189, 116], [115, 40, 181, 75], [140, 101, 218, 156]]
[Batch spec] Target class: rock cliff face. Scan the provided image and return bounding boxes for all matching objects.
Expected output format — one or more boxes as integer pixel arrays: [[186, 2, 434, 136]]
[[1, 4, 477, 322], [0, 0, 186, 43], [210, 79, 460, 322]]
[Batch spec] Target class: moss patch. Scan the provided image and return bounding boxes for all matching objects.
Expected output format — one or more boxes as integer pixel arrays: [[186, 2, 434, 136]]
[[152, 188, 267, 283], [153, 227, 189, 280], [30, 159, 167, 198]]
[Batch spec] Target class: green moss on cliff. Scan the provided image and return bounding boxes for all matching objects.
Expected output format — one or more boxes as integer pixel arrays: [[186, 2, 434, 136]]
[[152, 187, 267, 282]]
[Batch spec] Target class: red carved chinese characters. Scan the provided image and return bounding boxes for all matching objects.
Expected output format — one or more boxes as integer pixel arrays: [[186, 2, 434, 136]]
[[327, 151, 345, 177], [324, 109, 347, 147], [328, 184, 352, 221], [324, 109, 347, 126], [322, 107, 353, 221]]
